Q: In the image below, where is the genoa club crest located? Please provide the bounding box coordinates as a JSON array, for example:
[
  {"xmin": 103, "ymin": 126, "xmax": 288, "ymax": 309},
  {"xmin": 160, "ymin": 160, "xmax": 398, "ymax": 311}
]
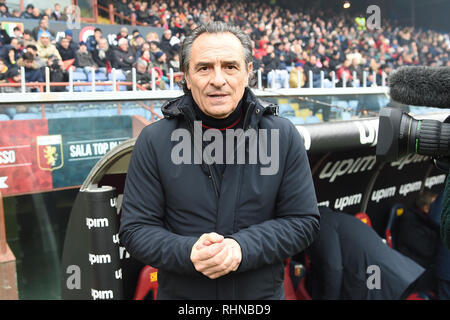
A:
[{"xmin": 37, "ymin": 135, "xmax": 64, "ymax": 171}]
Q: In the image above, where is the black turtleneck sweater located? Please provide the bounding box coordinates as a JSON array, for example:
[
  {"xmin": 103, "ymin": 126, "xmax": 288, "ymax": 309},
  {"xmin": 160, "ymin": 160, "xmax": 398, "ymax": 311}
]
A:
[{"xmin": 192, "ymin": 93, "xmax": 247, "ymax": 176}]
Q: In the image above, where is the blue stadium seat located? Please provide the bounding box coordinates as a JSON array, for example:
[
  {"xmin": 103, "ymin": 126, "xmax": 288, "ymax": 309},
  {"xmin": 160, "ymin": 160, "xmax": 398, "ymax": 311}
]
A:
[
  {"xmin": 0, "ymin": 114, "xmax": 11, "ymax": 121},
  {"xmin": 72, "ymin": 71, "xmax": 87, "ymax": 82},
  {"xmin": 286, "ymin": 116, "xmax": 305, "ymax": 125},
  {"xmin": 88, "ymin": 71, "xmax": 108, "ymax": 82},
  {"xmin": 13, "ymin": 113, "xmax": 41, "ymax": 120},
  {"xmin": 305, "ymin": 115, "xmax": 321, "ymax": 124},
  {"xmin": 278, "ymin": 103, "xmax": 295, "ymax": 117}
]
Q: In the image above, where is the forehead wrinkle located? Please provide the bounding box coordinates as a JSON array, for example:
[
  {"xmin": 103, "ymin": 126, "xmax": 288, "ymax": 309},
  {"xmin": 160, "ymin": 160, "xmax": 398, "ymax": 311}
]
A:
[{"xmin": 191, "ymin": 33, "xmax": 245, "ymax": 64}]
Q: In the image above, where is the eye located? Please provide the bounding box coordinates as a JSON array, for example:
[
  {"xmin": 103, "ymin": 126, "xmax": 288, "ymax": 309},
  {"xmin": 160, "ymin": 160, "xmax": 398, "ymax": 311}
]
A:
[{"xmin": 226, "ymin": 64, "xmax": 237, "ymax": 70}]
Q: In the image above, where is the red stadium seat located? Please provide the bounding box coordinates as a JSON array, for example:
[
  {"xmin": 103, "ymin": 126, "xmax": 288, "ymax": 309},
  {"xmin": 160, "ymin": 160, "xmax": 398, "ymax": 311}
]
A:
[
  {"xmin": 355, "ymin": 212, "xmax": 373, "ymax": 227},
  {"xmin": 385, "ymin": 203, "xmax": 405, "ymax": 248},
  {"xmin": 284, "ymin": 258, "xmax": 297, "ymax": 300},
  {"xmin": 133, "ymin": 265, "xmax": 159, "ymax": 300}
]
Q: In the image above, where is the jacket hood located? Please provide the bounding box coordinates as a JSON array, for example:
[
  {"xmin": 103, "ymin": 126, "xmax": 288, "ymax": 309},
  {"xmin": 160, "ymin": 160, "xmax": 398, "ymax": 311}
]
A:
[{"xmin": 161, "ymin": 87, "xmax": 278, "ymax": 120}]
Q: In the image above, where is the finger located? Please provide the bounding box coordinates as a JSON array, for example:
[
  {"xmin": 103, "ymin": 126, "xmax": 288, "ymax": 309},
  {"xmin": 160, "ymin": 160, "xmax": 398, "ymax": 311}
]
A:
[
  {"xmin": 201, "ymin": 247, "xmax": 234, "ymax": 277},
  {"xmin": 196, "ymin": 232, "xmax": 224, "ymax": 250}
]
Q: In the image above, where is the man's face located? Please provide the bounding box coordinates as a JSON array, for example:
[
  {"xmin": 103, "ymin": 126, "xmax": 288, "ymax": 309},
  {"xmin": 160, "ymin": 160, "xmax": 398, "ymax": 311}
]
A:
[
  {"xmin": 137, "ymin": 63, "xmax": 147, "ymax": 74},
  {"xmin": 61, "ymin": 38, "xmax": 69, "ymax": 49},
  {"xmin": 40, "ymin": 36, "xmax": 50, "ymax": 46},
  {"xmin": 120, "ymin": 42, "xmax": 128, "ymax": 52},
  {"xmin": 185, "ymin": 32, "xmax": 252, "ymax": 119}
]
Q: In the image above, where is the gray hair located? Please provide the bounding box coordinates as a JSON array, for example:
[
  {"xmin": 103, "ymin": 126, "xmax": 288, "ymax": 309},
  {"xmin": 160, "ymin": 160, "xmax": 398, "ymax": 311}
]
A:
[{"xmin": 179, "ymin": 21, "xmax": 253, "ymax": 93}]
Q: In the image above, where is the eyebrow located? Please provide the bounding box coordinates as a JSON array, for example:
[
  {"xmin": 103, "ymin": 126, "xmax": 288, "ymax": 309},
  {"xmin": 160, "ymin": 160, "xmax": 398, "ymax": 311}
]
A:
[{"xmin": 193, "ymin": 60, "xmax": 241, "ymax": 69}]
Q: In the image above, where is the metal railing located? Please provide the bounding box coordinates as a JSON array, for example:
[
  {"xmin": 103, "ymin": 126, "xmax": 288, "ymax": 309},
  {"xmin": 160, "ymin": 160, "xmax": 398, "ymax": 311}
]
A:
[{"xmin": 0, "ymin": 67, "xmax": 389, "ymax": 105}]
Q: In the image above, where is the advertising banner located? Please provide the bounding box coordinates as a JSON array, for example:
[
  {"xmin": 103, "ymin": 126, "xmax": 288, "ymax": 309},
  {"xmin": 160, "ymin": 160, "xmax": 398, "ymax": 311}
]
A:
[{"xmin": 0, "ymin": 116, "xmax": 132, "ymax": 196}]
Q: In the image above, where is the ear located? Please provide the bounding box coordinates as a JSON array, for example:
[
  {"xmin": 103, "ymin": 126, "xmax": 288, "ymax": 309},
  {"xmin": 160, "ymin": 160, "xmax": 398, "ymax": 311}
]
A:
[{"xmin": 184, "ymin": 72, "xmax": 191, "ymax": 90}]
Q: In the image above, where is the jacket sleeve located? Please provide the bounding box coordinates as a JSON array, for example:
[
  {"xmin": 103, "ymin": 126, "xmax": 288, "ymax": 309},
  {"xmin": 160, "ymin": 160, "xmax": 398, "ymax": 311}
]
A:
[
  {"xmin": 230, "ymin": 120, "xmax": 320, "ymax": 273},
  {"xmin": 441, "ymin": 176, "xmax": 450, "ymax": 249},
  {"xmin": 307, "ymin": 218, "xmax": 343, "ymax": 299},
  {"xmin": 119, "ymin": 128, "xmax": 199, "ymax": 276}
]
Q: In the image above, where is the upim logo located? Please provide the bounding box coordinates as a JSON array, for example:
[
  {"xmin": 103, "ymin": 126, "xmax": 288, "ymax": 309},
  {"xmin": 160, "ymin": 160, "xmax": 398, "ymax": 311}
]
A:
[
  {"xmin": 391, "ymin": 154, "xmax": 429, "ymax": 170},
  {"xmin": 334, "ymin": 193, "xmax": 362, "ymax": 211},
  {"xmin": 425, "ymin": 174, "xmax": 446, "ymax": 189},
  {"xmin": 399, "ymin": 181, "xmax": 422, "ymax": 196},
  {"xmin": 371, "ymin": 186, "xmax": 396, "ymax": 203},
  {"xmin": 91, "ymin": 289, "xmax": 113, "ymax": 300},
  {"xmin": 86, "ymin": 218, "xmax": 109, "ymax": 229},
  {"xmin": 319, "ymin": 155, "xmax": 377, "ymax": 183},
  {"xmin": 88, "ymin": 253, "xmax": 111, "ymax": 265}
]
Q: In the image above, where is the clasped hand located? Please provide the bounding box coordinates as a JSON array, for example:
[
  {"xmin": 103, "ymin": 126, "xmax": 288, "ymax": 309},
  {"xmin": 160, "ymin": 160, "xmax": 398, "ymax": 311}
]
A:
[{"xmin": 190, "ymin": 232, "xmax": 242, "ymax": 279}]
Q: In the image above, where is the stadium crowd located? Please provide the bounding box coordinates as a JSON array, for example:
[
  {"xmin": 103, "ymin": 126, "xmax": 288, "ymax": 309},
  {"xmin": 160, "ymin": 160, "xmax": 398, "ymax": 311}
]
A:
[{"xmin": 0, "ymin": 0, "xmax": 448, "ymax": 93}]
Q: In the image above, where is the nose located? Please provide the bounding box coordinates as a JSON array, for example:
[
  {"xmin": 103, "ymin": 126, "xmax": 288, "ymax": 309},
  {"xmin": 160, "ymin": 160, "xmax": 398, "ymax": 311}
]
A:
[{"xmin": 209, "ymin": 66, "xmax": 226, "ymax": 88}]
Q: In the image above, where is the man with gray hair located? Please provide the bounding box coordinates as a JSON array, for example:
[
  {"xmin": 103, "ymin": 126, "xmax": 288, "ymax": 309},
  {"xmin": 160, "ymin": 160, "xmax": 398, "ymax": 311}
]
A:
[
  {"xmin": 120, "ymin": 21, "xmax": 319, "ymax": 299},
  {"xmin": 112, "ymin": 37, "xmax": 135, "ymax": 71}
]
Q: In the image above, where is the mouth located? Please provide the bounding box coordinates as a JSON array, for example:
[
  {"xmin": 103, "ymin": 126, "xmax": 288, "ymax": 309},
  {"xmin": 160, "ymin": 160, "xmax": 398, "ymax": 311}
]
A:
[{"xmin": 207, "ymin": 93, "xmax": 229, "ymax": 100}]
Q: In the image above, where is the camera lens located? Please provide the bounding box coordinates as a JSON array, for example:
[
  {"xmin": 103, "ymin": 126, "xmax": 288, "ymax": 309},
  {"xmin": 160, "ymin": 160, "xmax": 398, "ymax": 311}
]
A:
[{"xmin": 377, "ymin": 107, "xmax": 450, "ymax": 161}]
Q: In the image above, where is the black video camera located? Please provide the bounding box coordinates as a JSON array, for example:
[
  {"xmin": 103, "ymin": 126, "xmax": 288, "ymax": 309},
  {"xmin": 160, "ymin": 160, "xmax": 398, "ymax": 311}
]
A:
[{"xmin": 376, "ymin": 66, "xmax": 450, "ymax": 173}]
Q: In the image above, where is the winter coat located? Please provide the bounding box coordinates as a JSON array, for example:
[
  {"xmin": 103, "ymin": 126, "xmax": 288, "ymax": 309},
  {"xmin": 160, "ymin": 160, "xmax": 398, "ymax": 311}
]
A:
[
  {"xmin": 112, "ymin": 47, "xmax": 135, "ymax": 70},
  {"xmin": 119, "ymin": 88, "xmax": 320, "ymax": 300},
  {"xmin": 307, "ymin": 207, "xmax": 425, "ymax": 300}
]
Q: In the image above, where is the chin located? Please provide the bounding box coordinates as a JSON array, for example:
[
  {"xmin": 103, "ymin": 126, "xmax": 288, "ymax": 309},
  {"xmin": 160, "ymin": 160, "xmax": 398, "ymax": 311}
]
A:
[{"xmin": 206, "ymin": 106, "xmax": 234, "ymax": 119}]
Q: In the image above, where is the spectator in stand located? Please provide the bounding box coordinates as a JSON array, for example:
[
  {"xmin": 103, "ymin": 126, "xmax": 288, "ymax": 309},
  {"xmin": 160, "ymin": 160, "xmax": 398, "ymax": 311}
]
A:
[
  {"xmin": 36, "ymin": 32, "xmax": 61, "ymax": 65},
  {"xmin": 169, "ymin": 52, "xmax": 180, "ymax": 73},
  {"xmin": 125, "ymin": 58, "xmax": 152, "ymax": 91},
  {"xmin": 0, "ymin": 57, "xmax": 8, "ymax": 81},
  {"xmin": 25, "ymin": 44, "xmax": 45, "ymax": 68},
  {"xmin": 10, "ymin": 9, "xmax": 20, "ymax": 18},
  {"xmin": 0, "ymin": 68, "xmax": 34, "ymax": 118},
  {"xmin": 43, "ymin": 8, "xmax": 53, "ymax": 20},
  {"xmin": 17, "ymin": 52, "xmax": 44, "ymax": 91},
  {"xmin": 22, "ymin": 30, "xmax": 36, "ymax": 47},
  {"xmin": 336, "ymin": 60, "xmax": 353, "ymax": 87},
  {"xmin": 130, "ymin": 34, "xmax": 146, "ymax": 57},
  {"xmin": 112, "ymin": 37, "xmax": 135, "ymax": 71},
  {"xmin": 159, "ymin": 29, "xmax": 176, "ymax": 55},
  {"xmin": 75, "ymin": 41, "xmax": 98, "ymax": 75},
  {"xmin": 0, "ymin": 39, "xmax": 19, "ymax": 69},
  {"xmin": 145, "ymin": 32, "xmax": 159, "ymax": 43},
  {"xmin": 116, "ymin": 27, "xmax": 130, "ymax": 43},
  {"xmin": 289, "ymin": 62, "xmax": 306, "ymax": 88},
  {"xmin": 21, "ymin": 4, "xmax": 34, "ymax": 19},
  {"xmin": 116, "ymin": 0, "xmax": 129, "ymax": 24},
  {"xmin": 52, "ymin": 3, "xmax": 62, "ymax": 20},
  {"xmin": 0, "ymin": 3, "xmax": 9, "ymax": 17},
  {"xmin": 64, "ymin": 30, "xmax": 80, "ymax": 52},
  {"xmin": 139, "ymin": 46, "xmax": 153, "ymax": 67},
  {"xmin": 32, "ymin": 18, "xmax": 56, "ymax": 42},
  {"xmin": 92, "ymin": 38, "xmax": 113, "ymax": 74},
  {"xmin": 86, "ymin": 28, "xmax": 102, "ymax": 53},
  {"xmin": 57, "ymin": 37, "xmax": 77, "ymax": 66},
  {"xmin": 153, "ymin": 51, "xmax": 169, "ymax": 77},
  {"xmin": 137, "ymin": 2, "xmax": 149, "ymax": 25},
  {"xmin": 31, "ymin": 7, "xmax": 42, "ymax": 20},
  {"xmin": 60, "ymin": 6, "xmax": 71, "ymax": 21},
  {"xmin": 45, "ymin": 54, "xmax": 68, "ymax": 92}
]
